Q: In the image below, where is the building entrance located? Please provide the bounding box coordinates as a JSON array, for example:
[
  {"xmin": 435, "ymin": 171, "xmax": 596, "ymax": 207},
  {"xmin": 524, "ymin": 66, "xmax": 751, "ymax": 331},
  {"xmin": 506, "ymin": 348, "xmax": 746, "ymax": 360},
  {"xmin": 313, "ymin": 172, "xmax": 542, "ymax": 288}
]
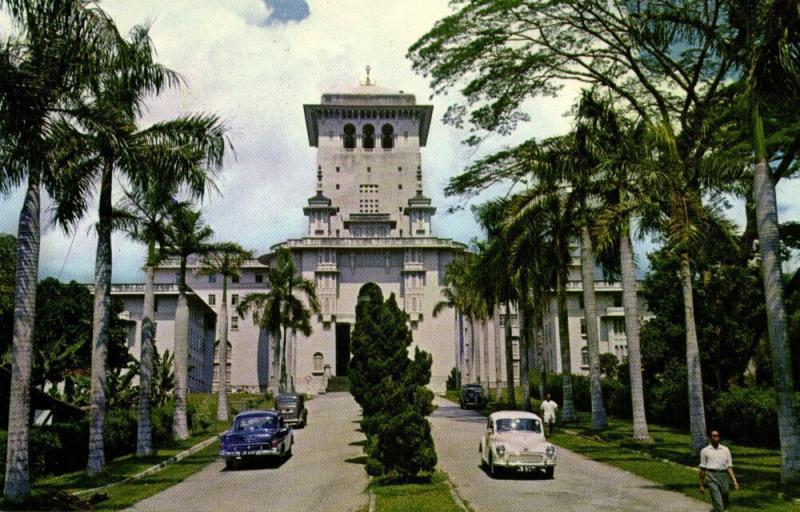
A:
[{"xmin": 335, "ymin": 322, "xmax": 351, "ymax": 375}]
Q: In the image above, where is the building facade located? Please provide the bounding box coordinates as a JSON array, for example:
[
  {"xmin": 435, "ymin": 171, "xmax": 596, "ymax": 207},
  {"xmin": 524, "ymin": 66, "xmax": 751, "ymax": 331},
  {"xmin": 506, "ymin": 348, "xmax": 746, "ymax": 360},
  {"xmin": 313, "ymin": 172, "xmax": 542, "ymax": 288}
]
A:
[{"xmin": 110, "ymin": 77, "xmax": 649, "ymax": 396}]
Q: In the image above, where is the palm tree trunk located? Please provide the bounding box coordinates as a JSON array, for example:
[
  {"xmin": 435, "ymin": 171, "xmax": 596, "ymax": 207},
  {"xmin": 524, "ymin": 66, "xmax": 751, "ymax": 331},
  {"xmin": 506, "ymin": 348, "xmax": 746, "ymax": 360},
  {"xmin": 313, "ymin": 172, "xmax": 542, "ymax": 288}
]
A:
[
  {"xmin": 620, "ymin": 231, "xmax": 650, "ymax": 441},
  {"xmin": 3, "ymin": 172, "xmax": 41, "ymax": 502},
  {"xmin": 289, "ymin": 328, "xmax": 297, "ymax": 392},
  {"xmin": 88, "ymin": 162, "xmax": 113, "ymax": 475},
  {"xmin": 481, "ymin": 320, "xmax": 490, "ymax": 393},
  {"xmin": 557, "ymin": 271, "xmax": 576, "ymax": 422},
  {"xmin": 137, "ymin": 246, "xmax": 156, "ymax": 457},
  {"xmin": 463, "ymin": 317, "xmax": 472, "ymax": 384},
  {"xmin": 679, "ymin": 252, "xmax": 707, "ymax": 454},
  {"xmin": 280, "ymin": 325, "xmax": 288, "ymax": 393},
  {"xmin": 504, "ymin": 303, "xmax": 517, "ymax": 408},
  {"xmin": 453, "ymin": 312, "xmax": 460, "ymax": 388},
  {"xmin": 518, "ymin": 299, "xmax": 532, "ymax": 412},
  {"xmin": 172, "ymin": 257, "xmax": 190, "ymax": 440},
  {"xmin": 752, "ymin": 105, "xmax": 800, "ymax": 482},
  {"xmin": 216, "ymin": 278, "xmax": 229, "ymax": 421},
  {"xmin": 493, "ymin": 306, "xmax": 502, "ymax": 401},
  {"xmin": 581, "ymin": 225, "xmax": 607, "ymax": 429},
  {"xmin": 471, "ymin": 317, "xmax": 480, "ymax": 384},
  {"xmin": 536, "ymin": 313, "xmax": 546, "ymax": 401},
  {"xmin": 270, "ymin": 330, "xmax": 280, "ymax": 395}
]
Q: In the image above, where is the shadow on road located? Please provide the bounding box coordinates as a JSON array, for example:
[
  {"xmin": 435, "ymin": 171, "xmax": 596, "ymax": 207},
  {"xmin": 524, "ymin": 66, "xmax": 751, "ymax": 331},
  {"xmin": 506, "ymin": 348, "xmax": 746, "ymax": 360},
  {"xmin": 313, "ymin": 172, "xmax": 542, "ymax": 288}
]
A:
[
  {"xmin": 431, "ymin": 407, "xmax": 487, "ymax": 424},
  {"xmin": 478, "ymin": 463, "xmax": 552, "ymax": 481},
  {"xmin": 221, "ymin": 454, "xmax": 291, "ymax": 472}
]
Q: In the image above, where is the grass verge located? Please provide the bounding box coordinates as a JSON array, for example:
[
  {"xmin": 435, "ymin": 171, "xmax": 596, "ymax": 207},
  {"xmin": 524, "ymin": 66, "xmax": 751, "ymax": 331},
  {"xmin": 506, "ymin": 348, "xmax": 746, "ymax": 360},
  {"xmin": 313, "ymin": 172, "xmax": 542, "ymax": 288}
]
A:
[
  {"xmin": 365, "ymin": 471, "xmax": 466, "ymax": 512},
  {"xmin": 441, "ymin": 390, "xmax": 798, "ymax": 512}
]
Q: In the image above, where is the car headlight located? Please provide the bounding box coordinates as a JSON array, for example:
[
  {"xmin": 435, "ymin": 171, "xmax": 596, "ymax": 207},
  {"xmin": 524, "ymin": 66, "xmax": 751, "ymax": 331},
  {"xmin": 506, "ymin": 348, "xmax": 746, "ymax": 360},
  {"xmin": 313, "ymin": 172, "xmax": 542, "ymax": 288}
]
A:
[
  {"xmin": 495, "ymin": 444, "xmax": 505, "ymax": 457},
  {"xmin": 546, "ymin": 445, "xmax": 556, "ymax": 458}
]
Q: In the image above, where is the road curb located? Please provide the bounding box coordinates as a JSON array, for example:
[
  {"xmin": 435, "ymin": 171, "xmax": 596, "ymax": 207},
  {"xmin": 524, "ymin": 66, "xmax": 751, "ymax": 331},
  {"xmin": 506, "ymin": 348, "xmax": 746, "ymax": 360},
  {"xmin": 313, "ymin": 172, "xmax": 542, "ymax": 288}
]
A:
[
  {"xmin": 442, "ymin": 474, "xmax": 471, "ymax": 512},
  {"xmin": 74, "ymin": 434, "xmax": 219, "ymax": 496}
]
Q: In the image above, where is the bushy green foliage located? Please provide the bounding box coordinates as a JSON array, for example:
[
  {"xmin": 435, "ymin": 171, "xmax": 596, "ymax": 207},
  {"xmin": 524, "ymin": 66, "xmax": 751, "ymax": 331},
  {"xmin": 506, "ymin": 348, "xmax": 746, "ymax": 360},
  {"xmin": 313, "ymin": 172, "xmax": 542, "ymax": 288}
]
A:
[
  {"xmin": 349, "ymin": 285, "xmax": 437, "ymax": 481},
  {"xmin": 708, "ymin": 387, "xmax": 786, "ymax": 448},
  {"xmin": 445, "ymin": 367, "xmax": 460, "ymax": 391}
]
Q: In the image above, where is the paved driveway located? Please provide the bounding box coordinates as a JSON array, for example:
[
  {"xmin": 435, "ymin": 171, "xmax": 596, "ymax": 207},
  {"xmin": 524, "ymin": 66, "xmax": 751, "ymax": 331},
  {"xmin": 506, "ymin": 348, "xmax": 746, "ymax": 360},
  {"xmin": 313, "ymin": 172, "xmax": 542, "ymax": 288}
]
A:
[
  {"xmin": 430, "ymin": 395, "xmax": 708, "ymax": 512},
  {"xmin": 128, "ymin": 392, "xmax": 368, "ymax": 512}
]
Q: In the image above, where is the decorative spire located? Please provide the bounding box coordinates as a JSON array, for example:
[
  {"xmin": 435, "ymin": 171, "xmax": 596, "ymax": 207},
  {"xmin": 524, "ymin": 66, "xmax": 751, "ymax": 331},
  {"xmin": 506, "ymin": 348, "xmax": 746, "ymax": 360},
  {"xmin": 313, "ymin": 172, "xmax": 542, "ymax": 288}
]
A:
[{"xmin": 362, "ymin": 65, "xmax": 373, "ymax": 86}]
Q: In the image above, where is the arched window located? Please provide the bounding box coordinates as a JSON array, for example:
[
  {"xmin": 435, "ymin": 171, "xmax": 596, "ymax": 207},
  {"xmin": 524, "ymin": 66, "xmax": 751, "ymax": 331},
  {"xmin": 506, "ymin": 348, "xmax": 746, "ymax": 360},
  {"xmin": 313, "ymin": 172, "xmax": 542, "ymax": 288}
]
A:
[
  {"xmin": 313, "ymin": 352, "xmax": 324, "ymax": 373},
  {"xmin": 362, "ymin": 124, "xmax": 375, "ymax": 149},
  {"xmin": 381, "ymin": 124, "xmax": 394, "ymax": 149},
  {"xmin": 343, "ymin": 123, "xmax": 356, "ymax": 149}
]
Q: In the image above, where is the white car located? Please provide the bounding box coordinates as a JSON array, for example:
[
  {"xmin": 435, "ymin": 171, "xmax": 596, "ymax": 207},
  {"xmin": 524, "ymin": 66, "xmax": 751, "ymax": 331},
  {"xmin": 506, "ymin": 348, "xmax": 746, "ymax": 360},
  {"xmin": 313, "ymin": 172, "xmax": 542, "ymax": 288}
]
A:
[{"xmin": 479, "ymin": 411, "xmax": 556, "ymax": 478}]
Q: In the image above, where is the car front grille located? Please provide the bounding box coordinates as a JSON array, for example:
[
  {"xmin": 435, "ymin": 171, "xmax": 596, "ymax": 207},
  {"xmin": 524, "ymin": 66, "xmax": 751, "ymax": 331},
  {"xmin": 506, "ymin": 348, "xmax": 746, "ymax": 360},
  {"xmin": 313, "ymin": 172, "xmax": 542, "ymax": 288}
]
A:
[{"xmin": 508, "ymin": 453, "xmax": 544, "ymax": 465}]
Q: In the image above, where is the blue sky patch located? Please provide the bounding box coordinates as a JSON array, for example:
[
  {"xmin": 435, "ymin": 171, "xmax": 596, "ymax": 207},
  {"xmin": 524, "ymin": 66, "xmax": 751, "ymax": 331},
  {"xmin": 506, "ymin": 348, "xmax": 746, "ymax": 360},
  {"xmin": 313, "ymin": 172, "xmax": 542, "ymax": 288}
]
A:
[{"xmin": 262, "ymin": 0, "xmax": 310, "ymax": 25}]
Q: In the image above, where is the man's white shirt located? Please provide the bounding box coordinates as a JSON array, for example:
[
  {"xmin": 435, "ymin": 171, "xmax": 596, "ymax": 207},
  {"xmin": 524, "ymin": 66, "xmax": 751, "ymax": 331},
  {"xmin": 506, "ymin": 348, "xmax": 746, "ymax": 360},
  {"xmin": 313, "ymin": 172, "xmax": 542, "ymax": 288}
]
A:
[
  {"xmin": 700, "ymin": 444, "xmax": 732, "ymax": 471},
  {"xmin": 540, "ymin": 400, "xmax": 558, "ymax": 421}
]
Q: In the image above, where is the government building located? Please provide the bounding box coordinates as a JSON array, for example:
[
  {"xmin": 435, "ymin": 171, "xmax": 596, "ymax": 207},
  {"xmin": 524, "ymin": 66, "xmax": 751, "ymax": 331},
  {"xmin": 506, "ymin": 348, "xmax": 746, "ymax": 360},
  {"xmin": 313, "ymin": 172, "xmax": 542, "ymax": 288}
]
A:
[{"xmin": 110, "ymin": 75, "xmax": 645, "ymax": 395}]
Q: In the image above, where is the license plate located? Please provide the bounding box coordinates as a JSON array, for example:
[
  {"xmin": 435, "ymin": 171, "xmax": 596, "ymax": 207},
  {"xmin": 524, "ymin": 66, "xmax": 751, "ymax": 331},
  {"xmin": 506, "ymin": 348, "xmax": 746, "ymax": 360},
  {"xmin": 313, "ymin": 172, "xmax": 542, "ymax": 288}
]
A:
[{"xmin": 518, "ymin": 466, "xmax": 536, "ymax": 472}]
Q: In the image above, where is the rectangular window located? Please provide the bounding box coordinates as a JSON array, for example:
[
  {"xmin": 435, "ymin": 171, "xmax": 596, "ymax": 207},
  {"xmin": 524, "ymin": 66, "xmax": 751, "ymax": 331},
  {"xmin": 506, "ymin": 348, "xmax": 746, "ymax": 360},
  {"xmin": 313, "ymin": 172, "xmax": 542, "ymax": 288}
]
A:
[
  {"xmin": 154, "ymin": 298, "xmax": 159, "ymax": 313},
  {"xmin": 231, "ymin": 294, "xmax": 238, "ymax": 306},
  {"xmin": 231, "ymin": 316, "xmax": 239, "ymax": 331},
  {"xmin": 208, "ymin": 294, "xmax": 216, "ymax": 306},
  {"xmin": 580, "ymin": 318, "xmax": 586, "ymax": 336},
  {"xmin": 613, "ymin": 295, "xmax": 622, "ymax": 307},
  {"xmin": 208, "ymin": 274, "xmax": 217, "ymax": 283},
  {"xmin": 255, "ymin": 273, "xmax": 264, "ymax": 283},
  {"xmin": 579, "ymin": 294, "xmax": 584, "ymax": 309},
  {"xmin": 232, "ymin": 275, "xmax": 240, "ymax": 284}
]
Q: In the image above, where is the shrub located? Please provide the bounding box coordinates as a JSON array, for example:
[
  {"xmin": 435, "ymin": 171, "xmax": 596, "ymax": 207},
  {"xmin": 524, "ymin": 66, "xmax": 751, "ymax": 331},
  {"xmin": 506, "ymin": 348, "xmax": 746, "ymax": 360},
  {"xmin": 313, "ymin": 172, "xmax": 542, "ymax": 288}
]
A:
[
  {"xmin": 709, "ymin": 386, "xmax": 782, "ymax": 448},
  {"xmin": 446, "ymin": 367, "xmax": 461, "ymax": 391},
  {"xmin": 104, "ymin": 408, "xmax": 138, "ymax": 460}
]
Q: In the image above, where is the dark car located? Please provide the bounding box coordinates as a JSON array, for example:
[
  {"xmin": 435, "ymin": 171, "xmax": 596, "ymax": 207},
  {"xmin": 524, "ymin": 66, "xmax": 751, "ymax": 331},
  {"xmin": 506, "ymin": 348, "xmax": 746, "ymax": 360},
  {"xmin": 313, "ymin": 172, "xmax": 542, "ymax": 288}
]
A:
[
  {"xmin": 219, "ymin": 410, "xmax": 293, "ymax": 469},
  {"xmin": 276, "ymin": 393, "xmax": 308, "ymax": 427},
  {"xmin": 460, "ymin": 384, "xmax": 488, "ymax": 409}
]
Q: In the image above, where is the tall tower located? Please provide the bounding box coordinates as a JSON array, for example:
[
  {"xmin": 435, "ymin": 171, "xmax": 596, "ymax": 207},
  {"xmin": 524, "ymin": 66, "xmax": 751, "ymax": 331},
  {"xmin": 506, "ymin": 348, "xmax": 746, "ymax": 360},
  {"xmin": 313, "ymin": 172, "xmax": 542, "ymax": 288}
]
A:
[
  {"xmin": 267, "ymin": 72, "xmax": 466, "ymax": 393},
  {"xmin": 302, "ymin": 70, "xmax": 435, "ymax": 239}
]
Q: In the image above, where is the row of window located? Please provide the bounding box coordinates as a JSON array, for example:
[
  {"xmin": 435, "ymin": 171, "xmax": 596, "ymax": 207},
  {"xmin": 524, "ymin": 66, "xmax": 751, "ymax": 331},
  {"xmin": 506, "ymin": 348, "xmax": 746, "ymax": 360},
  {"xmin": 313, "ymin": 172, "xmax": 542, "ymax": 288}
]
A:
[
  {"xmin": 208, "ymin": 293, "xmax": 239, "ymax": 306},
  {"xmin": 342, "ymin": 123, "xmax": 397, "ymax": 149},
  {"xmin": 207, "ymin": 273, "xmax": 264, "ymax": 284},
  {"xmin": 328, "ymin": 165, "xmax": 419, "ymax": 173}
]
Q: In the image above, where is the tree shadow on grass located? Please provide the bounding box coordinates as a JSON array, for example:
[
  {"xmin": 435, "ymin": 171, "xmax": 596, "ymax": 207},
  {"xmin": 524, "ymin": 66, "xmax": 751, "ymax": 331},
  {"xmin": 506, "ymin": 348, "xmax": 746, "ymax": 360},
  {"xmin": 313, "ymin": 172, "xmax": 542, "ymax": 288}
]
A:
[{"xmin": 349, "ymin": 439, "xmax": 367, "ymax": 446}]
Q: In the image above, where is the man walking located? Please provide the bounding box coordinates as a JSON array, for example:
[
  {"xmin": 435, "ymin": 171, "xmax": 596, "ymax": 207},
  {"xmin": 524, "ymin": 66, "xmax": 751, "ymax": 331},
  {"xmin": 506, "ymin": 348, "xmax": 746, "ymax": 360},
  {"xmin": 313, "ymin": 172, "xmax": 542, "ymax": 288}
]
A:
[
  {"xmin": 540, "ymin": 393, "xmax": 558, "ymax": 437},
  {"xmin": 699, "ymin": 429, "xmax": 739, "ymax": 512}
]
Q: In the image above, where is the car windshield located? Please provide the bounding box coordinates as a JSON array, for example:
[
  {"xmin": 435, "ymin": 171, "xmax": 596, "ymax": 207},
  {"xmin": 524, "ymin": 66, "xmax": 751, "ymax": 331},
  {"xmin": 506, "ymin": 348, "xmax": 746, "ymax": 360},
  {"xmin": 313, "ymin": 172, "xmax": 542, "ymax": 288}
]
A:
[
  {"xmin": 465, "ymin": 386, "xmax": 483, "ymax": 394},
  {"xmin": 234, "ymin": 415, "xmax": 277, "ymax": 430},
  {"xmin": 277, "ymin": 396, "xmax": 297, "ymax": 405},
  {"xmin": 495, "ymin": 418, "xmax": 541, "ymax": 433}
]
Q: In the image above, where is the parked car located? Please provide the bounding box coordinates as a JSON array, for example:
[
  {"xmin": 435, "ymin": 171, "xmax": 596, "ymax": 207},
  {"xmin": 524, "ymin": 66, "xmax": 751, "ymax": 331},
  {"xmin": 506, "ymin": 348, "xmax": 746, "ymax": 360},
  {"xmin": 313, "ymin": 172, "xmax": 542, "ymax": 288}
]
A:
[
  {"xmin": 219, "ymin": 410, "xmax": 293, "ymax": 469},
  {"xmin": 459, "ymin": 383, "xmax": 488, "ymax": 409},
  {"xmin": 276, "ymin": 392, "xmax": 308, "ymax": 427},
  {"xmin": 479, "ymin": 411, "xmax": 556, "ymax": 478}
]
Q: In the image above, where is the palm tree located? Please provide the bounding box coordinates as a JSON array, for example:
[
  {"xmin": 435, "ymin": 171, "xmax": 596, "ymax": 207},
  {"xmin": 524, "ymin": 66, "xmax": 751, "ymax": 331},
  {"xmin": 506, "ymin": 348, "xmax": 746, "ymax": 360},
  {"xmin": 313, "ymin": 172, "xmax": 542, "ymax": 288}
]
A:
[
  {"xmin": 161, "ymin": 205, "xmax": 215, "ymax": 440},
  {"xmin": 116, "ymin": 184, "xmax": 170, "ymax": 457},
  {"xmin": 433, "ymin": 257, "xmax": 470, "ymax": 387},
  {"xmin": 238, "ymin": 248, "xmax": 319, "ymax": 394},
  {"xmin": 48, "ymin": 25, "xmax": 228, "ymax": 467},
  {"xmin": 582, "ymin": 94, "xmax": 653, "ymax": 442},
  {"xmin": 729, "ymin": 0, "xmax": 800, "ymax": 482},
  {"xmin": 0, "ymin": 0, "xmax": 119, "ymax": 499},
  {"xmin": 199, "ymin": 243, "xmax": 254, "ymax": 420}
]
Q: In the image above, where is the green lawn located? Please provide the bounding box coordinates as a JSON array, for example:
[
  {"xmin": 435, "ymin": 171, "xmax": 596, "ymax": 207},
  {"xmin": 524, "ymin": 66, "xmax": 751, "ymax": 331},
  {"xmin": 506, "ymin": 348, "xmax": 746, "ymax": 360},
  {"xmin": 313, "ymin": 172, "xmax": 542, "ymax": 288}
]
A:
[
  {"xmin": 2, "ymin": 391, "xmax": 272, "ymax": 510},
  {"xmin": 442, "ymin": 389, "xmax": 799, "ymax": 512},
  {"xmin": 364, "ymin": 472, "xmax": 467, "ymax": 512}
]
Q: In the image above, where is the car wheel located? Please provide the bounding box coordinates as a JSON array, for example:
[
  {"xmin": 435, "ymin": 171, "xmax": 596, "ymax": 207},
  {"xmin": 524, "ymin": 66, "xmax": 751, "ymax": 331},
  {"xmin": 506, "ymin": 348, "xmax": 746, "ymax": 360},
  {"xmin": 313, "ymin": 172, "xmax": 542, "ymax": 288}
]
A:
[
  {"xmin": 285, "ymin": 442, "xmax": 293, "ymax": 458},
  {"xmin": 488, "ymin": 453, "xmax": 497, "ymax": 478},
  {"xmin": 224, "ymin": 458, "xmax": 236, "ymax": 470},
  {"xmin": 545, "ymin": 466, "xmax": 555, "ymax": 479}
]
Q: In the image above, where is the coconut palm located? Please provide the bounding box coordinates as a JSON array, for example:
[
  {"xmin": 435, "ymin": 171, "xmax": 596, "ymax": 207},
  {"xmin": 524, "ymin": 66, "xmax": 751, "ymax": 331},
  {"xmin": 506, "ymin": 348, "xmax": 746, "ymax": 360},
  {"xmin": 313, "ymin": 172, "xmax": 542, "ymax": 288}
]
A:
[
  {"xmin": 727, "ymin": 0, "xmax": 800, "ymax": 481},
  {"xmin": 583, "ymin": 94, "xmax": 653, "ymax": 442},
  {"xmin": 199, "ymin": 243, "xmax": 254, "ymax": 420},
  {"xmin": 47, "ymin": 25, "xmax": 227, "ymax": 467},
  {"xmin": 116, "ymin": 180, "xmax": 181, "ymax": 457},
  {"xmin": 433, "ymin": 256, "xmax": 470, "ymax": 386},
  {"xmin": 161, "ymin": 205, "xmax": 215, "ymax": 440},
  {"xmin": 238, "ymin": 248, "xmax": 319, "ymax": 394},
  {"xmin": 0, "ymin": 0, "xmax": 119, "ymax": 499}
]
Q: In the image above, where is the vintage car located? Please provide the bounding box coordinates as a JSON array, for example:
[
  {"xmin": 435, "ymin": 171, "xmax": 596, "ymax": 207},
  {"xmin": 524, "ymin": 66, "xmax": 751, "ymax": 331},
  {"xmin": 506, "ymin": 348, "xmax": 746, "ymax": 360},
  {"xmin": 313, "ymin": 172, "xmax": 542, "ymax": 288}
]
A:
[
  {"xmin": 459, "ymin": 383, "xmax": 488, "ymax": 409},
  {"xmin": 219, "ymin": 410, "xmax": 293, "ymax": 469},
  {"xmin": 479, "ymin": 411, "xmax": 556, "ymax": 478},
  {"xmin": 276, "ymin": 392, "xmax": 308, "ymax": 427}
]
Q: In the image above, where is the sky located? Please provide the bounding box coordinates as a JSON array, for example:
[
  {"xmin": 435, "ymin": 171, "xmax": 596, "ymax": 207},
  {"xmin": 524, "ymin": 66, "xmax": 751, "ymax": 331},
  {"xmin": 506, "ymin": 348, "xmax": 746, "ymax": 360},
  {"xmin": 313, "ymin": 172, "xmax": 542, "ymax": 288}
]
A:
[{"xmin": 0, "ymin": 0, "xmax": 797, "ymax": 283}]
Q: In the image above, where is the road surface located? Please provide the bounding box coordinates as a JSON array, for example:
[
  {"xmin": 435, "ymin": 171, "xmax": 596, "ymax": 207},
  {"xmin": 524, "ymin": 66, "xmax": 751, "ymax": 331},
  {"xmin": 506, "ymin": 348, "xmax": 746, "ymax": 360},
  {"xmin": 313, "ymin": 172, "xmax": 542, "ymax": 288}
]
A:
[
  {"xmin": 430, "ymin": 395, "xmax": 708, "ymax": 512},
  {"xmin": 128, "ymin": 392, "xmax": 368, "ymax": 512}
]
